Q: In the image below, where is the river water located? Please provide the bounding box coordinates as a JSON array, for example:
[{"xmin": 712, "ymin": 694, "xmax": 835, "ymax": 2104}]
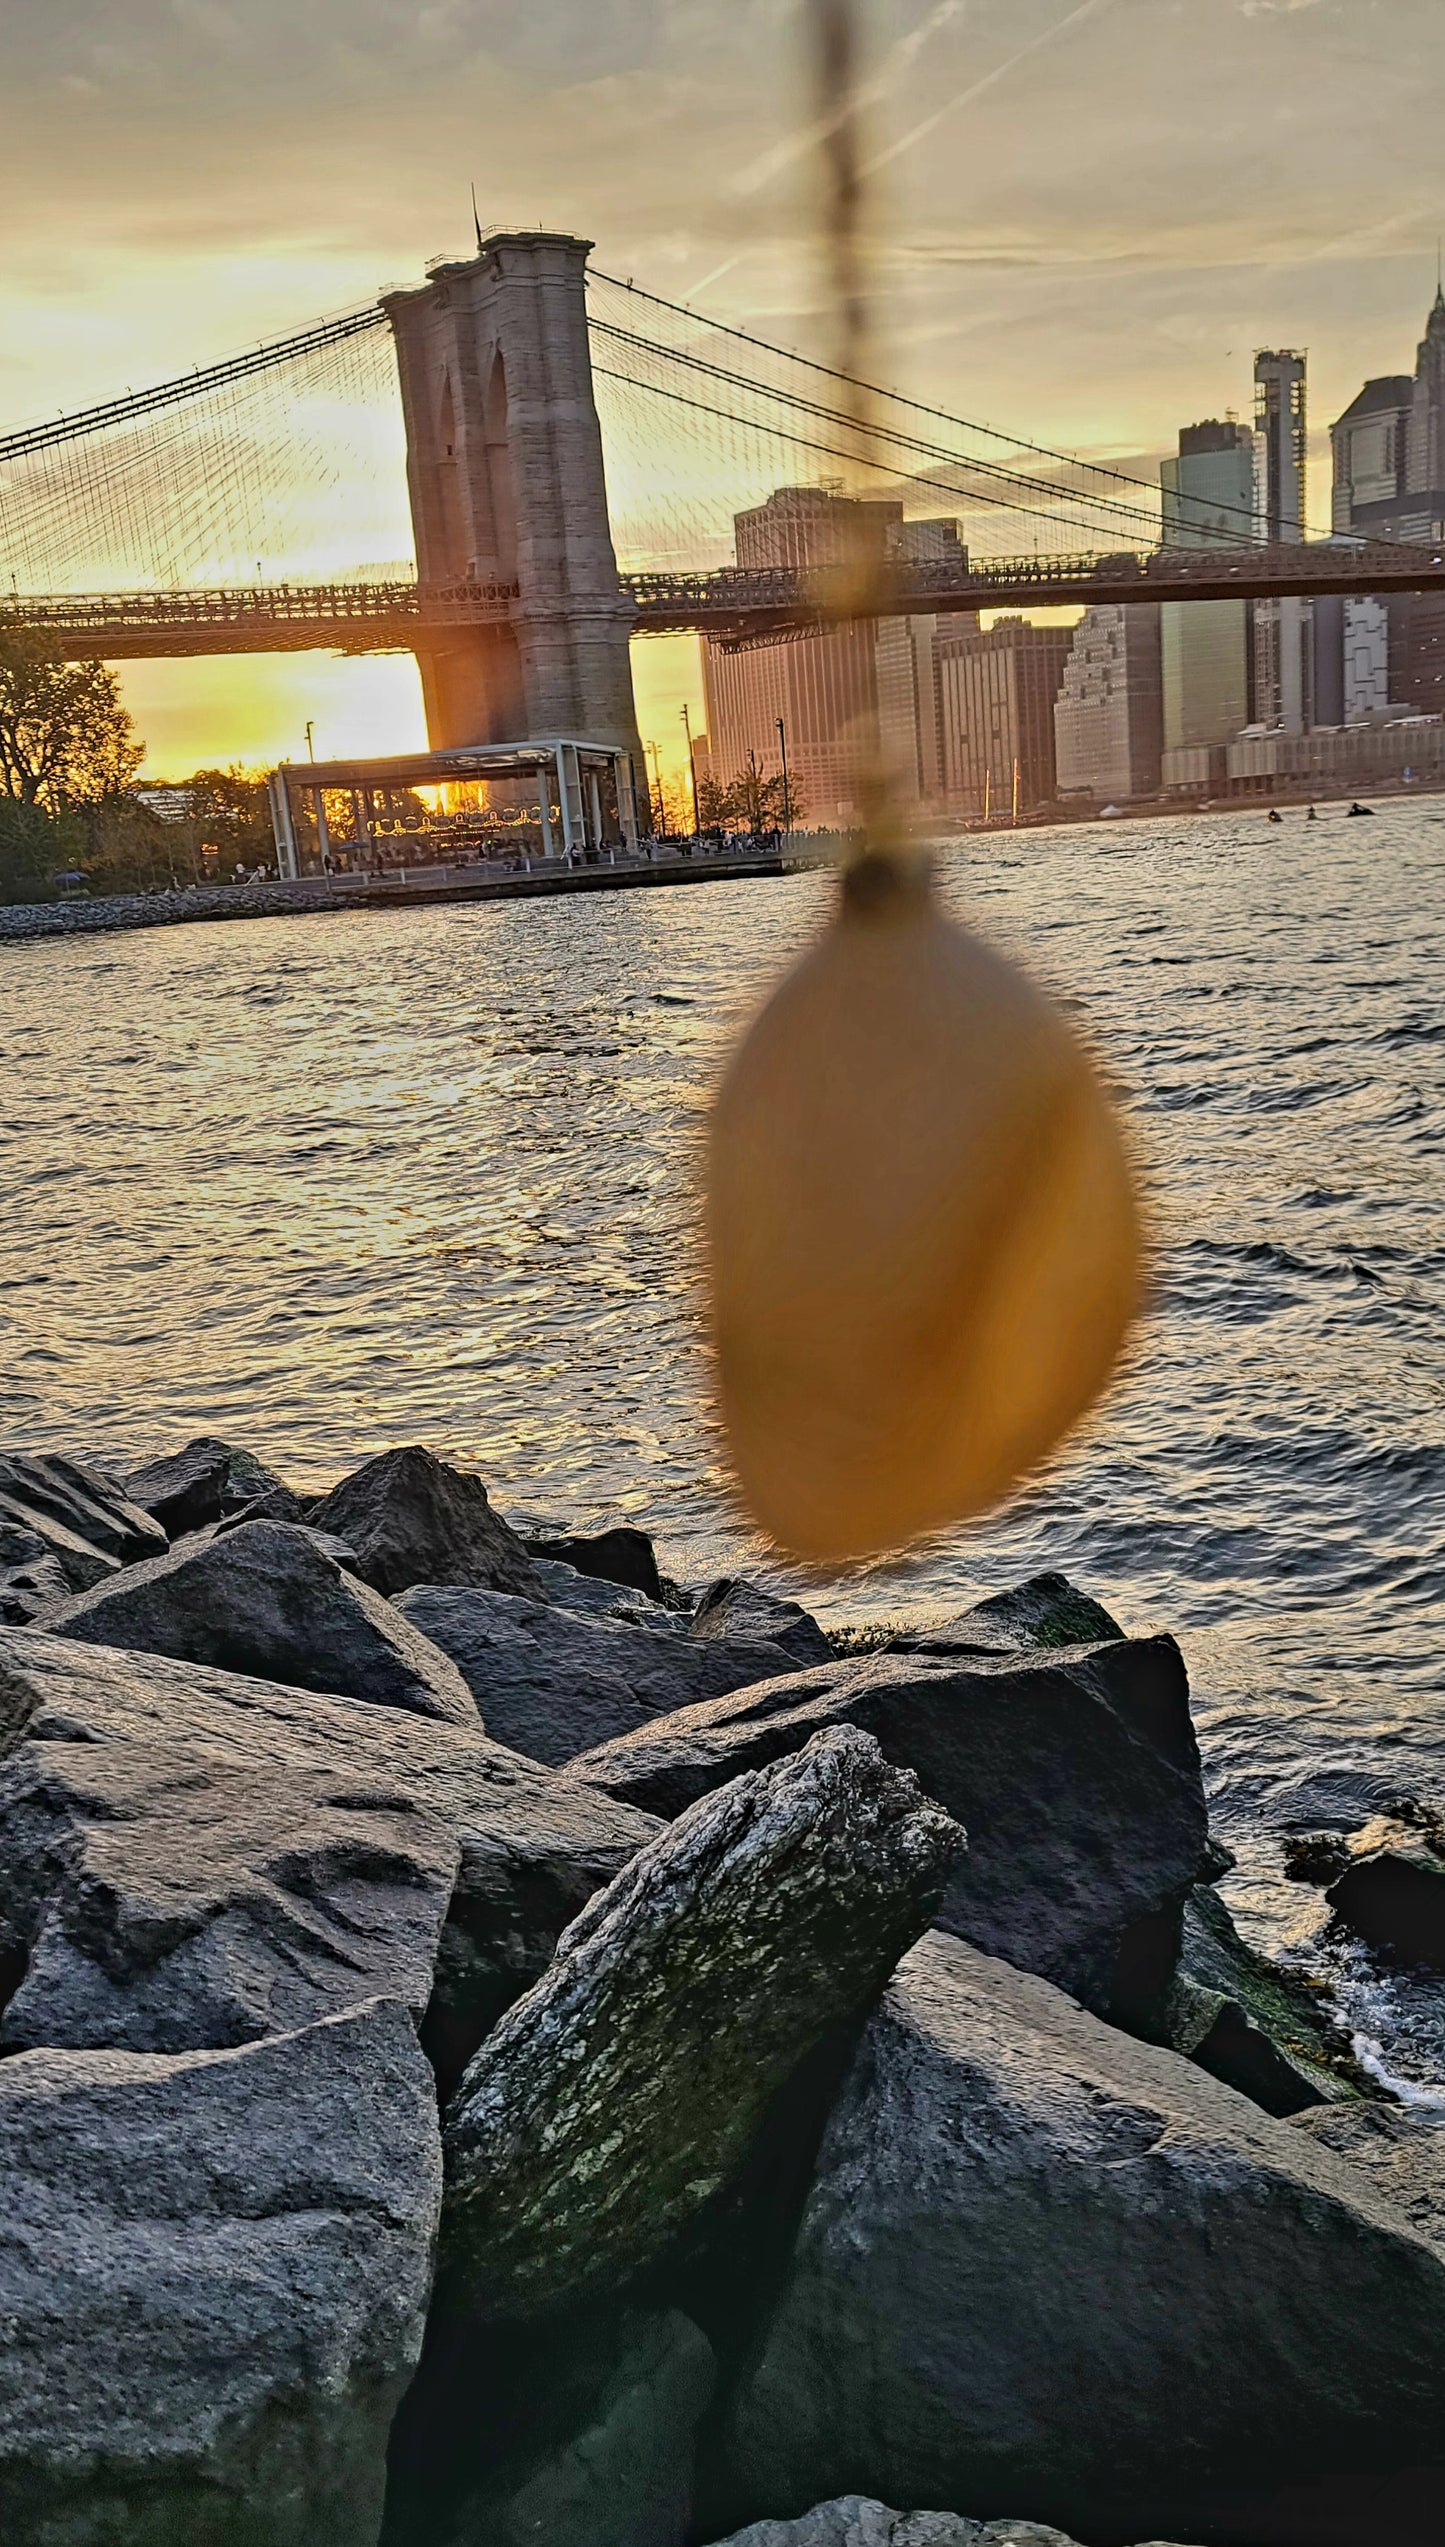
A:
[{"xmin": 3, "ymin": 805, "xmax": 1443, "ymax": 2087}]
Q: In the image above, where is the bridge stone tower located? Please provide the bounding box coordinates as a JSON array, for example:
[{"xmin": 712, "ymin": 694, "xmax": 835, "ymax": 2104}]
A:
[{"xmin": 382, "ymin": 233, "xmax": 644, "ymax": 790}]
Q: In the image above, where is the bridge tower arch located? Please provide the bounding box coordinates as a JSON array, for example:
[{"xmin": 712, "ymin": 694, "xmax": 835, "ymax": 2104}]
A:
[{"xmin": 382, "ymin": 232, "xmax": 644, "ymax": 793}]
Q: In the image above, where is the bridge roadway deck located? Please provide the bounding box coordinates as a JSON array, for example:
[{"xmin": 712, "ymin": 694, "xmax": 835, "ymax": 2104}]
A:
[{"xmin": 9, "ymin": 540, "xmax": 1445, "ymax": 659}]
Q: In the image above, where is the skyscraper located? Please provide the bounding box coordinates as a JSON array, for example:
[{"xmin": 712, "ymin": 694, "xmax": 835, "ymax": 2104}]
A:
[
  {"xmin": 1331, "ymin": 284, "xmax": 1445, "ymax": 715},
  {"xmin": 1254, "ymin": 351, "xmax": 1310, "ymax": 733},
  {"xmin": 937, "ymin": 619, "xmax": 1074, "ymax": 816},
  {"xmin": 1332, "ymin": 286, "xmax": 1445, "ymax": 544},
  {"xmin": 1054, "ymin": 606, "xmax": 1162, "ymax": 802},
  {"xmin": 1158, "ymin": 420, "xmax": 1257, "ymax": 780},
  {"xmin": 700, "ymin": 488, "xmax": 967, "ymax": 823}
]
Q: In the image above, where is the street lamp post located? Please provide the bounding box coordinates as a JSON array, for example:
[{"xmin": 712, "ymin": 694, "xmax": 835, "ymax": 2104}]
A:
[
  {"xmin": 681, "ymin": 702, "xmax": 702, "ymax": 842},
  {"xmin": 647, "ymin": 740, "xmax": 668, "ymax": 840},
  {"xmin": 776, "ymin": 714, "xmax": 792, "ymax": 842}
]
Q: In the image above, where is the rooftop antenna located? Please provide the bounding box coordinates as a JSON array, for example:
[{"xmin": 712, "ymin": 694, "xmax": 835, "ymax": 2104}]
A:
[{"xmin": 472, "ymin": 184, "xmax": 484, "ymax": 253}]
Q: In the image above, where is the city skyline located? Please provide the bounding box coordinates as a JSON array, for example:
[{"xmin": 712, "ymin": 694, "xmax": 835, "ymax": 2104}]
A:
[{"xmin": 4, "ymin": 0, "xmax": 1444, "ymax": 774}]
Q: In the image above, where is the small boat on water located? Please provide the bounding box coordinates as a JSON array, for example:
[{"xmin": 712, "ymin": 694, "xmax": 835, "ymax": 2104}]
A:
[{"xmin": 1347, "ymin": 801, "xmax": 1376, "ymax": 817}]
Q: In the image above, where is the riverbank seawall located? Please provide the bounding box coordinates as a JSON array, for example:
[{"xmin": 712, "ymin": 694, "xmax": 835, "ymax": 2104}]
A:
[{"xmin": 0, "ymin": 847, "xmax": 805, "ymax": 946}]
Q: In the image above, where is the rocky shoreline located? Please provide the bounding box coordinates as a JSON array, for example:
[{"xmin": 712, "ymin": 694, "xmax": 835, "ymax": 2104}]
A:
[{"xmin": 0, "ymin": 1436, "xmax": 1441, "ymax": 2547}]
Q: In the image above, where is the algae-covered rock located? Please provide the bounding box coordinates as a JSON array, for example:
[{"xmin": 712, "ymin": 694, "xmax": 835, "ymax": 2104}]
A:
[
  {"xmin": 441, "ymin": 1725, "xmax": 962, "ymax": 2321},
  {"xmin": 1163, "ymin": 1883, "xmax": 1373, "ymax": 2115},
  {"xmin": 573, "ymin": 1636, "xmax": 1206, "ymax": 2017},
  {"xmin": 895, "ymin": 1572, "xmax": 1126, "ymax": 1658}
]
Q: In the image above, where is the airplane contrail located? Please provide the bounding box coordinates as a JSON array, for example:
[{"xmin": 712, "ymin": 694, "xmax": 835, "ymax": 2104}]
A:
[{"xmin": 866, "ymin": 0, "xmax": 1123, "ymax": 175}]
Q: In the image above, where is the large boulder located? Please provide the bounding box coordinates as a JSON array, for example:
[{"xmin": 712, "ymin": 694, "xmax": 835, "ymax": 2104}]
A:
[
  {"xmin": 718, "ymin": 1930, "xmax": 1445, "ymax": 2546},
  {"xmin": 571, "ymin": 1638, "xmax": 1208, "ymax": 2017},
  {"xmin": 310, "ymin": 1447, "xmax": 544, "ymax": 1599},
  {"xmin": 692, "ymin": 1577, "xmax": 833, "ymax": 1668},
  {"xmin": 0, "ymin": 1997, "xmax": 439, "ymax": 2547},
  {"xmin": 1325, "ymin": 1813, "xmax": 1445, "ymax": 1966},
  {"xmin": 523, "ymin": 1524, "xmax": 665, "ymax": 1603},
  {"xmin": 36, "ymin": 1520, "xmax": 478, "ymax": 1727},
  {"xmin": 1162, "ymin": 1882, "xmax": 1371, "ymax": 2115},
  {"xmin": 0, "ymin": 1625, "xmax": 658, "ymax": 2071},
  {"xmin": 447, "ymin": 2310, "xmax": 717, "ymax": 2547},
  {"xmin": 1293, "ymin": 2101, "xmax": 1445, "ymax": 2247},
  {"xmin": 707, "ymin": 2507, "xmax": 1197, "ymax": 2547},
  {"xmin": 0, "ymin": 1450, "xmax": 167, "ymax": 1593},
  {"xmin": 895, "ymin": 1572, "xmax": 1126, "ymax": 1659},
  {"xmin": 440, "ymin": 1726, "xmax": 962, "ymax": 2322},
  {"xmin": 398, "ymin": 1584, "xmax": 798, "ymax": 1766},
  {"xmin": 125, "ymin": 1435, "xmax": 292, "ymax": 1538}
]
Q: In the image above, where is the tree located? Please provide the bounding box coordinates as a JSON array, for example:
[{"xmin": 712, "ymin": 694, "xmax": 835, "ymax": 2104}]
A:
[
  {"xmin": 0, "ymin": 798, "xmax": 84, "ymax": 904},
  {"xmin": 0, "ymin": 625, "xmax": 143, "ymax": 809},
  {"xmin": 186, "ymin": 766, "xmax": 275, "ymax": 864},
  {"xmin": 698, "ymin": 755, "xmax": 802, "ymax": 837}
]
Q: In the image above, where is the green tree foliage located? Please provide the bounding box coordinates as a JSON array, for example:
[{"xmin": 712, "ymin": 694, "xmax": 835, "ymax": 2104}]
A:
[
  {"xmin": 0, "ymin": 626, "xmax": 143, "ymax": 809},
  {"xmin": 0, "ymin": 625, "xmax": 153, "ymax": 902}
]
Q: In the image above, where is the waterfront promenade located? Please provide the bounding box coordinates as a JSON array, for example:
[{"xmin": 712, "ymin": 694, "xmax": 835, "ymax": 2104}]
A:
[{"xmin": 0, "ymin": 840, "xmax": 825, "ymax": 946}]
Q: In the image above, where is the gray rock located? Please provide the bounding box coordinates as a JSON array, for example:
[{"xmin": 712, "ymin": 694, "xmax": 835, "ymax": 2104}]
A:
[
  {"xmin": 453, "ymin": 2310, "xmax": 716, "ymax": 2547},
  {"xmin": 0, "ymin": 1450, "xmax": 167, "ymax": 1593},
  {"xmin": 692, "ymin": 1577, "xmax": 832, "ymax": 1667},
  {"xmin": 706, "ymin": 2506, "xmax": 1196, "ymax": 2547},
  {"xmin": 572, "ymin": 1639, "xmax": 1207, "ymax": 2017},
  {"xmin": 523, "ymin": 1524, "xmax": 665, "ymax": 1602},
  {"xmin": 214, "ymin": 1481, "xmax": 311, "ymax": 1532},
  {"xmin": 1162, "ymin": 1882, "xmax": 1371, "ymax": 2114},
  {"xmin": 0, "ymin": 1997, "xmax": 439, "ymax": 2547},
  {"xmin": 0, "ymin": 1625, "xmax": 658, "ymax": 2068},
  {"xmin": 0, "ymin": 1522, "xmax": 69, "ymax": 1626},
  {"xmin": 441, "ymin": 1725, "xmax": 962, "ymax": 2322},
  {"xmin": 398, "ymin": 1584, "xmax": 798, "ymax": 1767},
  {"xmin": 311, "ymin": 1446, "xmax": 545, "ymax": 1598},
  {"xmin": 532, "ymin": 1556, "xmax": 682, "ymax": 1630},
  {"xmin": 720, "ymin": 1930, "xmax": 1445, "ymax": 2543},
  {"xmin": 896, "ymin": 1573, "xmax": 1126, "ymax": 1659},
  {"xmin": 1293, "ymin": 2101, "xmax": 1445, "ymax": 2247},
  {"xmin": 1325, "ymin": 1813, "xmax": 1445, "ymax": 1966},
  {"xmin": 34, "ymin": 1519, "xmax": 477, "ymax": 1727},
  {"xmin": 125, "ymin": 1435, "xmax": 292, "ymax": 1538}
]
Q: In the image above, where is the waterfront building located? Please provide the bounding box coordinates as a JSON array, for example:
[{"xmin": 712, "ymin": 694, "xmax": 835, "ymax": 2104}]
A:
[
  {"xmin": 701, "ymin": 486, "xmax": 967, "ymax": 822},
  {"xmin": 1226, "ymin": 714, "xmax": 1445, "ymax": 793},
  {"xmin": 1054, "ymin": 606, "xmax": 1162, "ymax": 801},
  {"xmin": 1158, "ymin": 420, "xmax": 1257, "ymax": 780},
  {"xmin": 937, "ymin": 618, "xmax": 1073, "ymax": 816}
]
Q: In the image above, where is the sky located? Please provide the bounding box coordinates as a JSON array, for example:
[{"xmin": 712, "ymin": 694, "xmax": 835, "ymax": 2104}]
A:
[{"xmin": 2, "ymin": 0, "xmax": 1443, "ymax": 777}]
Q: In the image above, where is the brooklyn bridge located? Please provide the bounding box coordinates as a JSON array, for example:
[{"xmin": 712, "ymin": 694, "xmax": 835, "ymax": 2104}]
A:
[{"xmin": 4, "ymin": 226, "xmax": 1443, "ymax": 850}]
